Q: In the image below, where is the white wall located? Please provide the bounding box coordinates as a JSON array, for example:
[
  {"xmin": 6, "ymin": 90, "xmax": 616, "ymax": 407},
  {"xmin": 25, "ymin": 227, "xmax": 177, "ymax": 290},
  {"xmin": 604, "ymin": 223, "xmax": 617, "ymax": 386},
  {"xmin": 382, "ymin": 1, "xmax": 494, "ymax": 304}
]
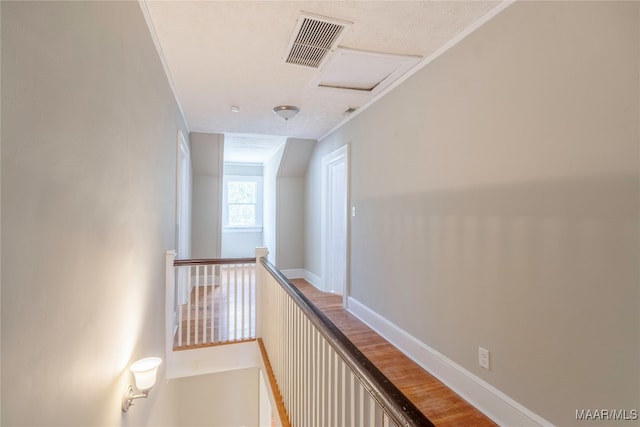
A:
[
  {"xmin": 2, "ymin": 1, "xmax": 187, "ymax": 425},
  {"xmin": 0, "ymin": 2, "xmax": 4, "ymax": 421},
  {"xmin": 276, "ymin": 177, "xmax": 305, "ymax": 270},
  {"xmin": 148, "ymin": 368, "xmax": 260, "ymax": 427},
  {"xmin": 275, "ymin": 138, "xmax": 315, "ymax": 271},
  {"xmin": 259, "ymin": 370, "xmax": 272, "ymax": 427},
  {"xmin": 263, "ymin": 145, "xmax": 285, "ymax": 265},
  {"xmin": 262, "ymin": 138, "xmax": 315, "ymax": 271},
  {"xmin": 173, "ymin": 368, "xmax": 260, "ymax": 427},
  {"xmin": 306, "ymin": 2, "xmax": 639, "ymax": 426},
  {"xmin": 222, "ymin": 231, "xmax": 263, "ymax": 258},
  {"xmin": 191, "ymin": 132, "xmax": 224, "ymax": 259},
  {"xmin": 224, "ymin": 163, "xmax": 263, "ymax": 177}
]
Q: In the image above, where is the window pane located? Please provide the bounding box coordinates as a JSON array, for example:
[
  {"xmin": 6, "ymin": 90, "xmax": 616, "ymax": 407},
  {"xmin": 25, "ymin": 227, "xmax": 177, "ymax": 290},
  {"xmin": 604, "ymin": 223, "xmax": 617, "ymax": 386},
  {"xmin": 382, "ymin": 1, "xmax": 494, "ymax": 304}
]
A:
[
  {"xmin": 228, "ymin": 181, "xmax": 256, "ymax": 204},
  {"xmin": 229, "ymin": 204, "xmax": 256, "ymax": 226}
]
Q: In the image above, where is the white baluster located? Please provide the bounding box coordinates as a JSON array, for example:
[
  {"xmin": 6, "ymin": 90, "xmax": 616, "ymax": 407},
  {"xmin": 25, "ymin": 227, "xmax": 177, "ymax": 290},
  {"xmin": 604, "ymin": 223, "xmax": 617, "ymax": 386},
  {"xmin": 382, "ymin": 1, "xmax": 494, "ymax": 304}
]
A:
[
  {"xmin": 165, "ymin": 250, "xmax": 176, "ymax": 353},
  {"xmin": 194, "ymin": 265, "xmax": 200, "ymax": 344},
  {"xmin": 350, "ymin": 370, "xmax": 355, "ymax": 427},
  {"xmin": 369, "ymin": 395, "xmax": 375, "ymax": 427},
  {"xmin": 249, "ymin": 263, "xmax": 254, "ymax": 338},
  {"xmin": 241, "ymin": 263, "xmax": 246, "ymax": 339},
  {"xmin": 212, "ymin": 265, "xmax": 217, "ymax": 343},
  {"xmin": 321, "ymin": 338, "xmax": 326, "ymax": 427},
  {"xmin": 186, "ymin": 266, "xmax": 192, "ymax": 346},
  {"xmin": 203, "ymin": 265, "xmax": 208, "ymax": 343},
  {"xmin": 228, "ymin": 265, "xmax": 233, "ymax": 341},
  {"xmin": 359, "ymin": 380, "xmax": 365, "ymax": 427},
  {"xmin": 341, "ymin": 358, "xmax": 346, "ymax": 427},
  {"xmin": 331, "ymin": 347, "xmax": 340, "ymax": 425}
]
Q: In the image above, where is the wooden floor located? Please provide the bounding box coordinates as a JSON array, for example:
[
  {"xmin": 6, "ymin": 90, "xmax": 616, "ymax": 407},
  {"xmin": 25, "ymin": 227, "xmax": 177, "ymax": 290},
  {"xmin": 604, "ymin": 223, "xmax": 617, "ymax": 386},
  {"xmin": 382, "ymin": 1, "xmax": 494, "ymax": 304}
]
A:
[
  {"xmin": 174, "ymin": 268, "xmax": 256, "ymax": 349},
  {"xmin": 175, "ymin": 271, "xmax": 496, "ymax": 425},
  {"xmin": 289, "ymin": 278, "xmax": 497, "ymax": 427}
]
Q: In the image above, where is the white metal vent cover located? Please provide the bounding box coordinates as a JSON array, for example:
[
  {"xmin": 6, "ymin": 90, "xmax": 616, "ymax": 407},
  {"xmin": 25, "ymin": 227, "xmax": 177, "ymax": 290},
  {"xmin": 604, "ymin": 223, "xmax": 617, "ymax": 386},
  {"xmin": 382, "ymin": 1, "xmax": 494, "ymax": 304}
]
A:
[{"xmin": 284, "ymin": 13, "xmax": 352, "ymax": 68}]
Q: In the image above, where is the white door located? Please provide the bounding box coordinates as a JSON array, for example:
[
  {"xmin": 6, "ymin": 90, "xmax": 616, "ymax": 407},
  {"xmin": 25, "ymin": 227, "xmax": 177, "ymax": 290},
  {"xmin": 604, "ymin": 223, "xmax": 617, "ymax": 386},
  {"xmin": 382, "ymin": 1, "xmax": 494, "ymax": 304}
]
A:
[{"xmin": 322, "ymin": 145, "xmax": 348, "ymax": 297}]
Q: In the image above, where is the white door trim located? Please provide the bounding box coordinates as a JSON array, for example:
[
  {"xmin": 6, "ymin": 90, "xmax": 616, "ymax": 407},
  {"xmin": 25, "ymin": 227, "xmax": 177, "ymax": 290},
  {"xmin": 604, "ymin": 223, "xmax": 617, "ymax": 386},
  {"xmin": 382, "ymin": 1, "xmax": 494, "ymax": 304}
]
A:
[
  {"xmin": 176, "ymin": 130, "xmax": 191, "ymax": 259},
  {"xmin": 176, "ymin": 130, "xmax": 191, "ymax": 305}
]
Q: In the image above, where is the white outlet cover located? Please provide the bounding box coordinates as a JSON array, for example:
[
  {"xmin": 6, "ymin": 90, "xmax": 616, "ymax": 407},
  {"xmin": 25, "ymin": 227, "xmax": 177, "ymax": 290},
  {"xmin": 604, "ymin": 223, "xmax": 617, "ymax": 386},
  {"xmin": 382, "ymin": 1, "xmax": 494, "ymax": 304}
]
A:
[{"xmin": 479, "ymin": 347, "xmax": 490, "ymax": 370}]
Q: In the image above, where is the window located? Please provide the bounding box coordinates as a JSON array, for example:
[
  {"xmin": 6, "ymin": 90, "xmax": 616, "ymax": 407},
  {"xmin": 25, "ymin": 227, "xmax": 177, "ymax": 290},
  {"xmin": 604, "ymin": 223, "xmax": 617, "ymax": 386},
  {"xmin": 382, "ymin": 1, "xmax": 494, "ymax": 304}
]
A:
[{"xmin": 223, "ymin": 175, "xmax": 263, "ymax": 230}]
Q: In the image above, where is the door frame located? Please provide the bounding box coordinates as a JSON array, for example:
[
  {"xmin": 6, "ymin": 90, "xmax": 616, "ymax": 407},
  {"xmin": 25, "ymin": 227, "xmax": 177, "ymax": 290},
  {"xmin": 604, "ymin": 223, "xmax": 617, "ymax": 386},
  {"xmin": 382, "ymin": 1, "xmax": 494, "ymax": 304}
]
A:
[
  {"xmin": 176, "ymin": 130, "xmax": 191, "ymax": 259},
  {"xmin": 320, "ymin": 144, "xmax": 349, "ymax": 306},
  {"xmin": 176, "ymin": 130, "xmax": 191, "ymax": 305}
]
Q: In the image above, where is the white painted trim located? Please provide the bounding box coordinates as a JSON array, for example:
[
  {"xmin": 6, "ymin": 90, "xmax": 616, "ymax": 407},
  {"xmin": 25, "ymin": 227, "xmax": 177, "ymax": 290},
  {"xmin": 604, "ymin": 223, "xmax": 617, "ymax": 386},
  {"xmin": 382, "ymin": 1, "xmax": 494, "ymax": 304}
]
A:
[
  {"xmin": 214, "ymin": 138, "xmax": 224, "ymax": 258},
  {"xmin": 279, "ymin": 268, "xmax": 323, "ymax": 291},
  {"xmin": 165, "ymin": 250, "xmax": 177, "ymax": 367},
  {"xmin": 302, "ymin": 270, "xmax": 322, "ymax": 290},
  {"xmin": 280, "ymin": 268, "xmax": 304, "ymax": 279},
  {"xmin": 166, "ymin": 340, "xmax": 260, "ymax": 379},
  {"xmin": 222, "ymin": 175, "xmax": 264, "ymax": 228},
  {"xmin": 347, "ymin": 297, "xmax": 554, "ymax": 427},
  {"xmin": 222, "ymin": 226, "xmax": 263, "ymax": 234},
  {"xmin": 176, "ymin": 130, "xmax": 191, "ymax": 259},
  {"xmin": 318, "ymin": 0, "xmax": 516, "ymax": 142}
]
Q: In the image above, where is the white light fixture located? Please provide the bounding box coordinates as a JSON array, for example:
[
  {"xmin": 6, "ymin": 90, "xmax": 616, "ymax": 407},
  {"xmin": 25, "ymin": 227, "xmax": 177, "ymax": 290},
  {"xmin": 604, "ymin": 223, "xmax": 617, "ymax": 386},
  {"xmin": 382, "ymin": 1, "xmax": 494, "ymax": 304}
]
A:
[
  {"xmin": 273, "ymin": 105, "xmax": 300, "ymax": 121},
  {"xmin": 230, "ymin": 105, "xmax": 240, "ymax": 113},
  {"xmin": 122, "ymin": 357, "xmax": 162, "ymax": 412}
]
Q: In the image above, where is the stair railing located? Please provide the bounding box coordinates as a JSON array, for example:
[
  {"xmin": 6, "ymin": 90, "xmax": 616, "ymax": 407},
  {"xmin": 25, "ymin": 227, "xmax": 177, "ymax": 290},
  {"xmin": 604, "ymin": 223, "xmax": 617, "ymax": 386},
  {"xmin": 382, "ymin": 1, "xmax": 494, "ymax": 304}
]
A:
[
  {"xmin": 165, "ymin": 248, "xmax": 434, "ymax": 426},
  {"xmin": 257, "ymin": 252, "xmax": 434, "ymax": 427},
  {"xmin": 165, "ymin": 251, "xmax": 257, "ymax": 350}
]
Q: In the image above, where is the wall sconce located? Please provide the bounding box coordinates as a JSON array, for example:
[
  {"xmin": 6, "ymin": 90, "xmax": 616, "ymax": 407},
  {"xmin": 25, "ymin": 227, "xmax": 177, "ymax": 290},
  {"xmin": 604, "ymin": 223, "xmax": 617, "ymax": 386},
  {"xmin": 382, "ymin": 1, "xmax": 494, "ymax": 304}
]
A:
[
  {"xmin": 122, "ymin": 357, "xmax": 162, "ymax": 412},
  {"xmin": 273, "ymin": 105, "xmax": 300, "ymax": 121}
]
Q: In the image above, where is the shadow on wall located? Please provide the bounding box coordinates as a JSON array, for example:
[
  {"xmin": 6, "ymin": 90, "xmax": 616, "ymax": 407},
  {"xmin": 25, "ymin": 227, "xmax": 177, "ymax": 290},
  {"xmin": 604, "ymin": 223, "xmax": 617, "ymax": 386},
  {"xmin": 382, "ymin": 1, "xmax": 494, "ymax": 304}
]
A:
[
  {"xmin": 350, "ymin": 173, "xmax": 639, "ymax": 423},
  {"xmin": 147, "ymin": 368, "xmax": 260, "ymax": 426}
]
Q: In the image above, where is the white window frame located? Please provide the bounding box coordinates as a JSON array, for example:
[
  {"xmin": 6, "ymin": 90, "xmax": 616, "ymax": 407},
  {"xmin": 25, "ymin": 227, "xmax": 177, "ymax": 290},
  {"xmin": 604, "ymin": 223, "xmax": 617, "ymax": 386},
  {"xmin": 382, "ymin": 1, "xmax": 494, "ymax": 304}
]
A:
[{"xmin": 222, "ymin": 175, "xmax": 263, "ymax": 232}]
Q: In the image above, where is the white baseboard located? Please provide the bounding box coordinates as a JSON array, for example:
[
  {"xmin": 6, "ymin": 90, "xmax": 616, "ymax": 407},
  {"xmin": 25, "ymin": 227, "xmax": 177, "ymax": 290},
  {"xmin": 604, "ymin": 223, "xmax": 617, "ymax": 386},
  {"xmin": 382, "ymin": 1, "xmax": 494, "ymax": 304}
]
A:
[
  {"xmin": 346, "ymin": 297, "xmax": 553, "ymax": 427},
  {"xmin": 280, "ymin": 268, "xmax": 304, "ymax": 279},
  {"xmin": 302, "ymin": 270, "xmax": 322, "ymax": 290},
  {"xmin": 280, "ymin": 268, "xmax": 323, "ymax": 291}
]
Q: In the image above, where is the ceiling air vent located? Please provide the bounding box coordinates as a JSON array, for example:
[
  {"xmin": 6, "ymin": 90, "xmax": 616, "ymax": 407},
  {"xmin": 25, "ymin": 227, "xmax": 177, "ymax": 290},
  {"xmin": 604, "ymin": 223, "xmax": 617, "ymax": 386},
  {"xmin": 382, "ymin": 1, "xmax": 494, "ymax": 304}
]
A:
[{"xmin": 285, "ymin": 13, "xmax": 351, "ymax": 68}]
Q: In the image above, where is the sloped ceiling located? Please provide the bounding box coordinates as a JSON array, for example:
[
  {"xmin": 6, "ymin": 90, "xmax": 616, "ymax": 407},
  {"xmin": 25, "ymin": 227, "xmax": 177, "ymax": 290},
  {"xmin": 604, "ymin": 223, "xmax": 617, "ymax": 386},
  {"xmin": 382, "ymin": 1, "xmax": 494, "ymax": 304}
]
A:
[
  {"xmin": 143, "ymin": 1, "xmax": 503, "ymax": 140},
  {"xmin": 279, "ymin": 138, "xmax": 317, "ymax": 177}
]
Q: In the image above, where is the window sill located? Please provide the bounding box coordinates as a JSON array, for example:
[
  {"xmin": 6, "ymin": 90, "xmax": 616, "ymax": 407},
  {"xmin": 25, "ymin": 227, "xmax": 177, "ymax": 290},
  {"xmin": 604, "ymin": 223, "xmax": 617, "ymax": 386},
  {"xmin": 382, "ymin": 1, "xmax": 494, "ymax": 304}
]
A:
[{"xmin": 222, "ymin": 227, "xmax": 263, "ymax": 234}]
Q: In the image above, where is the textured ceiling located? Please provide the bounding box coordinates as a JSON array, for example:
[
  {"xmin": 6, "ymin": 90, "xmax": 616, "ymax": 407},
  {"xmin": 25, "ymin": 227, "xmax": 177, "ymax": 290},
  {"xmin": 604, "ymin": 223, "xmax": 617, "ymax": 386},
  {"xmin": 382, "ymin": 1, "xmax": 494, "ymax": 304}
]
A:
[
  {"xmin": 143, "ymin": 1, "xmax": 502, "ymax": 140},
  {"xmin": 224, "ymin": 133, "xmax": 286, "ymax": 164}
]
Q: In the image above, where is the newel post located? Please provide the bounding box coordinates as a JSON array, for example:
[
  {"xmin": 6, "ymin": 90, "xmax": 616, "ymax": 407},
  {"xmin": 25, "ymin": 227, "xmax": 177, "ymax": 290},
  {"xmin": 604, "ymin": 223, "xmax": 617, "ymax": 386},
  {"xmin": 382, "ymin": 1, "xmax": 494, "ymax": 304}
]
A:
[
  {"xmin": 255, "ymin": 247, "xmax": 269, "ymax": 338},
  {"xmin": 165, "ymin": 250, "xmax": 176, "ymax": 361}
]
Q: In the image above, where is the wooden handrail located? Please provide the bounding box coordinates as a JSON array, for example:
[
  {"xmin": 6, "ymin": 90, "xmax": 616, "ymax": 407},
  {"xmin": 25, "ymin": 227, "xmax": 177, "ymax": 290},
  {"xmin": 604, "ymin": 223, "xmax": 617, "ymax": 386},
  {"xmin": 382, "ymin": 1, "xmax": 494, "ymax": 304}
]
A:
[
  {"xmin": 173, "ymin": 257, "xmax": 255, "ymax": 267},
  {"xmin": 259, "ymin": 257, "xmax": 435, "ymax": 427}
]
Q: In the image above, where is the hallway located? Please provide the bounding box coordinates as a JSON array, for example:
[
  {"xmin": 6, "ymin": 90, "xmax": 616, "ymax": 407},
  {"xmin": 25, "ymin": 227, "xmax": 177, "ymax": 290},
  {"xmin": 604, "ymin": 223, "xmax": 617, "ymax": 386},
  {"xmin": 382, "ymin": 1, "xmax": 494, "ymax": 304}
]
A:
[{"xmin": 290, "ymin": 279, "xmax": 496, "ymax": 426}]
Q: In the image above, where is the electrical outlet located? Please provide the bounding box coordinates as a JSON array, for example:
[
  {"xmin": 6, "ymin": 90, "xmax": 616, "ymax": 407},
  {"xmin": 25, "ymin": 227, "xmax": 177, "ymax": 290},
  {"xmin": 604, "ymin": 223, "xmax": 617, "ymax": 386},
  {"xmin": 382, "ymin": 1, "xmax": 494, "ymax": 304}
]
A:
[{"xmin": 479, "ymin": 347, "xmax": 490, "ymax": 370}]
